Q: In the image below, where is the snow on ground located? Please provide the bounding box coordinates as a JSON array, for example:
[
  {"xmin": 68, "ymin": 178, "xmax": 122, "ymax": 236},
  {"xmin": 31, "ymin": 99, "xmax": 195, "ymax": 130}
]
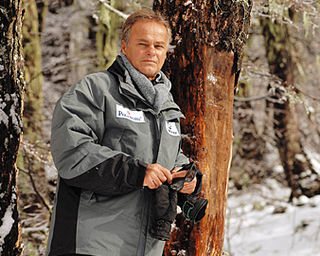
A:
[{"xmin": 224, "ymin": 179, "xmax": 320, "ymax": 256}]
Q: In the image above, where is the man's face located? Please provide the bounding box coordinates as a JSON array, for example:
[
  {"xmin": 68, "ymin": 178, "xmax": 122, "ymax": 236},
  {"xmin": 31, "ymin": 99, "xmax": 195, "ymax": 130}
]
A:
[{"xmin": 121, "ymin": 20, "xmax": 169, "ymax": 80}]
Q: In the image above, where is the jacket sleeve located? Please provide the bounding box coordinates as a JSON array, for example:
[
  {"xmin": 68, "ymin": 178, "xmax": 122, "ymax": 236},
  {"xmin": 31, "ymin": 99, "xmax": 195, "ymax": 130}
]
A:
[
  {"xmin": 51, "ymin": 75, "xmax": 146, "ymax": 196},
  {"xmin": 175, "ymin": 148, "xmax": 189, "ymax": 167},
  {"xmin": 174, "ymin": 136, "xmax": 189, "ymax": 167}
]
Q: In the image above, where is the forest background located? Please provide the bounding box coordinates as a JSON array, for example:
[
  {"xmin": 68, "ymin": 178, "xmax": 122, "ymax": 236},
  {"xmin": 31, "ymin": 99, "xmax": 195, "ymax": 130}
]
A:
[{"xmin": 1, "ymin": 0, "xmax": 320, "ymax": 255}]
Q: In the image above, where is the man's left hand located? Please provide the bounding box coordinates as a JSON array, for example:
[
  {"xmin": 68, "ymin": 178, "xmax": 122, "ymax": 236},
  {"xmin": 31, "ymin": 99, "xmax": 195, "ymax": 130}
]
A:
[
  {"xmin": 171, "ymin": 167, "xmax": 197, "ymax": 194},
  {"xmin": 180, "ymin": 177, "xmax": 197, "ymax": 194}
]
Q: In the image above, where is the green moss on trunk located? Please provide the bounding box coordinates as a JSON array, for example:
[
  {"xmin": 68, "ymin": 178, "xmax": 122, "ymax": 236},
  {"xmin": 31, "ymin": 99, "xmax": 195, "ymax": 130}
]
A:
[
  {"xmin": 96, "ymin": 1, "xmax": 125, "ymax": 68},
  {"xmin": 22, "ymin": 0, "xmax": 44, "ymax": 142}
]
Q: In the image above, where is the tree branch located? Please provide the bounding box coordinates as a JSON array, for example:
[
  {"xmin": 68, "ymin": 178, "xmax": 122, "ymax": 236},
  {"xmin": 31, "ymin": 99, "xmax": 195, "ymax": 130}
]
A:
[
  {"xmin": 234, "ymin": 93, "xmax": 271, "ymax": 102},
  {"xmin": 97, "ymin": 0, "xmax": 129, "ymax": 20},
  {"xmin": 18, "ymin": 167, "xmax": 51, "ymax": 213},
  {"xmin": 294, "ymin": 85, "xmax": 320, "ymax": 102}
]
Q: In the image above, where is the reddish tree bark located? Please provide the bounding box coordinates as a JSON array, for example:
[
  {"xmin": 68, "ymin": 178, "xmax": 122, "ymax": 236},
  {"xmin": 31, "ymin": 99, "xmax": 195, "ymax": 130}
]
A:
[{"xmin": 154, "ymin": 1, "xmax": 252, "ymax": 255}]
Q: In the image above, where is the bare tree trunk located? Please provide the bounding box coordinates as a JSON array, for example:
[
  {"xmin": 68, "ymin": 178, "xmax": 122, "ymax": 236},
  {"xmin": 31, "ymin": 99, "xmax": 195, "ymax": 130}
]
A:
[
  {"xmin": 97, "ymin": 0, "xmax": 126, "ymax": 69},
  {"xmin": 22, "ymin": 0, "xmax": 44, "ymax": 142},
  {"xmin": 232, "ymin": 81, "xmax": 266, "ymax": 189},
  {"xmin": 0, "ymin": 1, "xmax": 24, "ymax": 255},
  {"xmin": 68, "ymin": 0, "xmax": 98, "ymax": 84},
  {"xmin": 154, "ymin": 1, "xmax": 252, "ymax": 255},
  {"xmin": 260, "ymin": 2, "xmax": 319, "ymax": 199},
  {"xmin": 18, "ymin": 1, "xmax": 51, "ymax": 254},
  {"xmin": 35, "ymin": 0, "xmax": 48, "ymax": 33}
]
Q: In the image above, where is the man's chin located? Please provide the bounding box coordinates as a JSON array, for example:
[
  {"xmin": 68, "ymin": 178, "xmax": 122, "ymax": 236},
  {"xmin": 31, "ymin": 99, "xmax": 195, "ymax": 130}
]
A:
[{"xmin": 140, "ymin": 69, "xmax": 157, "ymax": 80}]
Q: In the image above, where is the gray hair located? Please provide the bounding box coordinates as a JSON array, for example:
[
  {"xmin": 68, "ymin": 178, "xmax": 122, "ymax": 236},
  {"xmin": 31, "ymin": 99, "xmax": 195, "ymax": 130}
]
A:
[{"xmin": 121, "ymin": 8, "xmax": 172, "ymax": 45}]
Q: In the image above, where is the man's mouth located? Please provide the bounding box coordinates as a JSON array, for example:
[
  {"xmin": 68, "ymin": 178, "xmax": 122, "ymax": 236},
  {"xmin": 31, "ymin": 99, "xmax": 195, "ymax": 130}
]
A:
[{"xmin": 142, "ymin": 60, "xmax": 157, "ymax": 64}]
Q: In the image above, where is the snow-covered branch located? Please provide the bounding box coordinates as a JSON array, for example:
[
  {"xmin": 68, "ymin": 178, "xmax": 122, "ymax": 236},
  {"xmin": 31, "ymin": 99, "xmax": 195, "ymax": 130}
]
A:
[{"xmin": 97, "ymin": 0, "xmax": 129, "ymax": 20}]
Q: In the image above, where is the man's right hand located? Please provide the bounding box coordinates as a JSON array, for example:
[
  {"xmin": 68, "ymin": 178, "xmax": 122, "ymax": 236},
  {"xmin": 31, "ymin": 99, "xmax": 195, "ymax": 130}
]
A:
[{"xmin": 143, "ymin": 163, "xmax": 172, "ymax": 189}]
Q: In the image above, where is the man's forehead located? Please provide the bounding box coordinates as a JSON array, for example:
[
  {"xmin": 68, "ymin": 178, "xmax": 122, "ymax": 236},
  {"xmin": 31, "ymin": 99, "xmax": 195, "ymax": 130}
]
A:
[
  {"xmin": 128, "ymin": 22, "xmax": 168, "ymax": 43},
  {"xmin": 132, "ymin": 20, "xmax": 167, "ymax": 33}
]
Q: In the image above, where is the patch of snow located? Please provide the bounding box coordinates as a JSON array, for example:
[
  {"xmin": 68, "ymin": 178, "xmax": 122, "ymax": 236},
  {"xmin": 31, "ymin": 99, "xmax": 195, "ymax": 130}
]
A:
[
  {"xmin": 0, "ymin": 109, "xmax": 9, "ymax": 127},
  {"xmin": 184, "ymin": 0, "xmax": 193, "ymax": 7},
  {"xmin": 44, "ymin": 163, "xmax": 58, "ymax": 182},
  {"xmin": 0, "ymin": 93, "xmax": 22, "ymax": 132},
  {"xmin": 293, "ymin": 195, "xmax": 309, "ymax": 206},
  {"xmin": 9, "ymin": 93, "xmax": 22, "ymax": 134},
  {"xmin": 273, "ymin": 165, "xmax": 284, "ymax": 173},
  {"xmin": 4, "ymin": 137, "xmax": 8, "ymax": 149},
  {"xmin": 0, "ymin": 204, "xmax": 14, "ymax": 253},
  {"xmin": 177, "ymin": 249, "xmax": 187, "ymax": 255},
  {"xmin": 309, "ymin": 195, "xmax": 320, "ymax": 206},
  {"xmin": 0, "ymin": 101, "xmax": 6, "ymax": 109},
  {"xmin": 305, "ymin": 148, "xmax": 320, "ymax": 174},
  {"xmin": 207, "ymin": 73, "xmax": 217, "ymax": 84},
  {"xmin": 225, "ymin": 179, "xmax": 320, "ymax": 256}
]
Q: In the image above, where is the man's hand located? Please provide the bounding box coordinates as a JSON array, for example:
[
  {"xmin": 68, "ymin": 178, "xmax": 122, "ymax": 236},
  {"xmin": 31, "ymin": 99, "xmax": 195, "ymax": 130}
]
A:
[
  {"xmin": 143, "ymin": 163, "xmax": 172, "ymax": 189},
  {"xmin": 179, "ymin": 177, "xmax": 197, "ymax": 194},
  {"xmin": 171, "ymin": 167, "xmax": 197, "ymax": 194}
]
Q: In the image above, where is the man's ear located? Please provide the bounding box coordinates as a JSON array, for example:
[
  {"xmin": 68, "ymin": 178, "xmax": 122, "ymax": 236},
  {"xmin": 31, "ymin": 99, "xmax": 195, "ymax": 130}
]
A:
[{"xmin": 121, "ymin": 40, "xmax": 127, "ymax": 54}]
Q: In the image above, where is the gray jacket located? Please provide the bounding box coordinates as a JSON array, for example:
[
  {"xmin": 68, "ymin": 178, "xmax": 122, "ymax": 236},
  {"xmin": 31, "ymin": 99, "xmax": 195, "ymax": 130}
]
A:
[{"xmin": 46, "ymin": 58, "xmax": 188, "ymax": 256}]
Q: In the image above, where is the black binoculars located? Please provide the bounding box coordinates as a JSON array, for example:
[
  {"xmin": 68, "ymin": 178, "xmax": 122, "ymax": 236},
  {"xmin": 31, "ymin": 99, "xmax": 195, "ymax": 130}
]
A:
[{"xmin": 170, "ymin": 162, "xmax": 208, "ymax": 223}]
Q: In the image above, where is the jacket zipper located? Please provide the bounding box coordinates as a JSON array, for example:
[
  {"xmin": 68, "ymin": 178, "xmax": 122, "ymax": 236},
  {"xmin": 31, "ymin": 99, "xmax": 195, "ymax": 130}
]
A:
[
  {"xmin": 152, "ymin": 112, "xmax": 162, "ymax": 162},
  {"xmin": 137, "ymin": 189, "xmax": 148, "ymax": 256}
]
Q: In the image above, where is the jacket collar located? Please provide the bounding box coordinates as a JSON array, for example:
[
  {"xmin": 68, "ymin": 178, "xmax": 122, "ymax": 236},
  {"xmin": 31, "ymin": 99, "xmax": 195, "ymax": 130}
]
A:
[{"xmin": 108, "ymin": 57, "xmax": 147, "ymax": 104}]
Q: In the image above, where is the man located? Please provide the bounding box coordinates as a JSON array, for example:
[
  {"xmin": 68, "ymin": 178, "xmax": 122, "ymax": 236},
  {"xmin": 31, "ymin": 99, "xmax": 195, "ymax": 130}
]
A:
[{"xmin": 47, "ymin": 8, "xmax": 197, "ymax": 256}]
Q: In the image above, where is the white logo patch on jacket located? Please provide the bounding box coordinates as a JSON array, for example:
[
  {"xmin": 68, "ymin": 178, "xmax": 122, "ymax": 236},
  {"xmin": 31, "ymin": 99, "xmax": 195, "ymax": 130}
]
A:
[
  {"xmin": 166, "ymin": 121, "xmax": 180, "ymax": 136},
  {"xmin": 116, "ymin": 104, "xmax": 145, "ymax": 123}
]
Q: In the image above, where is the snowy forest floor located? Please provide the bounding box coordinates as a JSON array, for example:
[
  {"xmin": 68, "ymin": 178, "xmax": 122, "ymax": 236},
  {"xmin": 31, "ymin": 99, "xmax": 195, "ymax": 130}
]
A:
[
  {"xmin": 224, "ymin": 178, "xmax": 320, "ymax": 256},
  {"xmin": 19, "ymin": 174, "xmax": 320, "ymax": 256}
]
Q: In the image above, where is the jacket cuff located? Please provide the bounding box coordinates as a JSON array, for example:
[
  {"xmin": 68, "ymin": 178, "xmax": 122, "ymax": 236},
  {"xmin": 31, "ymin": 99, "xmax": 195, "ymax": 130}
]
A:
[{"xmin": 129, "ymin": 159, "xmax": 147, "ymax": 188}]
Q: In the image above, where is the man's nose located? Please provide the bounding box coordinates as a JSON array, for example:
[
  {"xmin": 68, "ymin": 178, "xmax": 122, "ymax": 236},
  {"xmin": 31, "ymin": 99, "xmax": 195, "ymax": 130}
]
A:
[{"xmin": 146, "ymin": 45, "xmax": 156, "ymax": 56}]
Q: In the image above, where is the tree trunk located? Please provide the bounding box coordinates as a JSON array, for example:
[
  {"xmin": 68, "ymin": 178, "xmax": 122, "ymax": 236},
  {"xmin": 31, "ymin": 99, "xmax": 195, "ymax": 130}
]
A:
[
  {"xmin": 19, "ymin": 1, "xmax": 51, "ymax": 254},
  {"xmin": 232, "ymin": 81, "xmax": 266, "ymax": 189},
  {"xmin": 260, "ymin": 2, "xmax": 319, "ymax": 199},
  {"xmin": 35, "ymin": 0, "xmax": 48, "ymax": 33},
  {"xmin": 97, "ymin": 0, "xmax": 126, "ymax": 69},
  {"xmin": 0, "ymin": 1, "xmax": 24, "ymax": 255},
  {"xmin": 68, "ymin": 0, "xmax": 97, "ymax": 85},
  {"xmin": 154, "ymin": 1, "xmax": 252, "ymax": 255},
  {"xmin": 22, "ymin": 0, "xmax": 44, "ymax": 142}
]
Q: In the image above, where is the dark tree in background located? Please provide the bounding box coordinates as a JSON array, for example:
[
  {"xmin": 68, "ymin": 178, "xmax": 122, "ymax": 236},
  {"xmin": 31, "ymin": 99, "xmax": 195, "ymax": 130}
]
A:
[
  {"xmin": 154, "ymin": 1, "xmax": 252, "ymax": 255},
  {"xmin": 0, "ymin": 0, "xmax": 24, "ymax": 255},
  {"xmin": 261, "ymin": 1, "xmax": 320, "ymax": 200}
]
